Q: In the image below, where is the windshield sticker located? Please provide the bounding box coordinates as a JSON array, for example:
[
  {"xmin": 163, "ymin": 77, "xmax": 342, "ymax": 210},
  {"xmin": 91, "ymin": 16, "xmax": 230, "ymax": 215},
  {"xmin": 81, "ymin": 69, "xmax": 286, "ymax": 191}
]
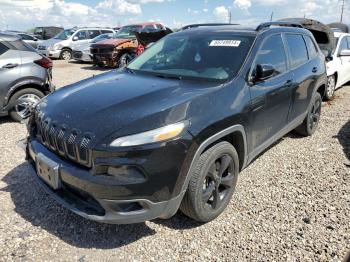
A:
[{"xmin": 209, "ymin": 40, "xmax": 241, "ymax": 47}]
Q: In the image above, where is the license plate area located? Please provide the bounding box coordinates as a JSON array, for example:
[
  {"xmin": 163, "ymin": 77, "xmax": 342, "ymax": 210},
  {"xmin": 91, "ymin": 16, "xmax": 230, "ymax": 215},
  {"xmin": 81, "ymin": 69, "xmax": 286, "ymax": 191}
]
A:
[{"xmin": 36, "ymin": 153, "xmax": 61, "ymax": 190}]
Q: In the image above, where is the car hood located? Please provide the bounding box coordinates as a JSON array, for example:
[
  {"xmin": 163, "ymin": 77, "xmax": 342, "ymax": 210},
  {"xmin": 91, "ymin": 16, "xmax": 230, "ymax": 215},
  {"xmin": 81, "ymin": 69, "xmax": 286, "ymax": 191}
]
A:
[
  {"xmin": 73, "ymin": 41, "xmax": 91, "ymax": 51},
  {"xmin": 40, "ymin": 38, "xmax": 61, "ymax": 47},
  {"xmin": 36, "ymin": 71, "xmax": 218, "ymax": 147},
  {"xmin": 93, "ymin": 38, "xmax": 132, "ymax": 47}
]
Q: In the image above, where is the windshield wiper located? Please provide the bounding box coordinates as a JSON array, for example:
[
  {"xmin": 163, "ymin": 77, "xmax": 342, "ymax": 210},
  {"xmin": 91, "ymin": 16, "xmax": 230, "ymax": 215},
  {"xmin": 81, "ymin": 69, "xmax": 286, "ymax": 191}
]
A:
[{"xmin": 155, "ymin": 74, "xmax": 182, "ymax": 80}]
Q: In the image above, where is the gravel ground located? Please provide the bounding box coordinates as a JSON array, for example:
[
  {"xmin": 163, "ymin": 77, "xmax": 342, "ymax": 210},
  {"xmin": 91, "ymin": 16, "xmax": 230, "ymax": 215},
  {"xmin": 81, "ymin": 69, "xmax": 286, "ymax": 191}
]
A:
[{"xmin": 0, "ymin": 60, "xmax": 349, "ymax": 261}]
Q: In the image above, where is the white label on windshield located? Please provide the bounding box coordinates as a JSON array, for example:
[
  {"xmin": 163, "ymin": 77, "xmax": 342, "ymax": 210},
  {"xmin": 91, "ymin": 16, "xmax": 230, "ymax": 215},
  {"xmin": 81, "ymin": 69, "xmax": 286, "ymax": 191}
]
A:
[{"xmin": 209, "ymin": 40, "xmax": 241, "ymax": 47}]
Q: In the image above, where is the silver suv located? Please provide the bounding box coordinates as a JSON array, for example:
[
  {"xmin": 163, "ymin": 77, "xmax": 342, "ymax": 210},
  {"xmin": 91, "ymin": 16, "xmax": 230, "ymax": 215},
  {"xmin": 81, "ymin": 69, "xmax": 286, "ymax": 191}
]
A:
[
  {"xmin": 0, "ymin": 33, "xmax": 54, "ymax": 121},
  {"xmin": 37, "ymin": 27, "xmax": 115, "ymax": 60}
]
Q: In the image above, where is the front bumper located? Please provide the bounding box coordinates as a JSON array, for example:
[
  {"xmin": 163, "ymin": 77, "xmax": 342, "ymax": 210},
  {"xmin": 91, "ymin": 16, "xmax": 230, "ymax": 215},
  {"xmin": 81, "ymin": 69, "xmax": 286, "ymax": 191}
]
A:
[
  {"xmin": 26, "ymin": 139, "xmax": 187, "ymax": 224},
  {"xmin": 73, "ymin": 50, "xmax": 92, "ymax": 62},
  {"xmin": 38, "ymin": 49, "xmax": 61, "ymax": 59}
]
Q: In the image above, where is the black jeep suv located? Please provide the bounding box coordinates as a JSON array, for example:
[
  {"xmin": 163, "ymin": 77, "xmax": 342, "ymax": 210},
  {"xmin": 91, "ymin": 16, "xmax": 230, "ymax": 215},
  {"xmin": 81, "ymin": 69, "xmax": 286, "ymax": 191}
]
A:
[{"xmin": 25, "ymin": 22, "xmax": 326, "ymax": 224}]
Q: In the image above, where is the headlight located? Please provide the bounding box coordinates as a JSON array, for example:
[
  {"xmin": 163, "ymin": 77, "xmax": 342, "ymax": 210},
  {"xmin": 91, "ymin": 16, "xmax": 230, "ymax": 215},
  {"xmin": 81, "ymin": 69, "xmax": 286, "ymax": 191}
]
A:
[
  {"xmin": 52, "ymin": 44, "xmax": 62, "ymax": 51},
  {"xmin": 110, "ymin": 122, "xmax": 187, "ymax": 147}
]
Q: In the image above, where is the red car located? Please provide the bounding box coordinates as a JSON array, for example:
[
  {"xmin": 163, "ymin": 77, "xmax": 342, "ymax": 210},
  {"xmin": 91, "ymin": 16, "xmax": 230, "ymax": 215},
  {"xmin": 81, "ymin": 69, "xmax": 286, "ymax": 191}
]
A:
[{"xmin": 90, "ymin": 22, "xmax": 171, "ymax": 67}]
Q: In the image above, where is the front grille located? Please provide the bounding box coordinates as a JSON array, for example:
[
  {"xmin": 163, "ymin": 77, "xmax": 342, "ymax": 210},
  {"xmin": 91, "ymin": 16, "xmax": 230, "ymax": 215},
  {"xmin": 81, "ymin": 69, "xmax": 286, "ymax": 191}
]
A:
[
  {"xmin": 90, "ymin": 45, "xmax": 115, "ymax": 54},
  {"xmin": 34, "ymin": 114, "xmax": 93, "ymax": 167}
]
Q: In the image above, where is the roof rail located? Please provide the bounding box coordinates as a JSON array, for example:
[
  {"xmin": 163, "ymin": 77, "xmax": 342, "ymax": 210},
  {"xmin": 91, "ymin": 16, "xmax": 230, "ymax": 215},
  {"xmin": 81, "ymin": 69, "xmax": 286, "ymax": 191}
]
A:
[
  {"xmin": 181, "ymin": 23, "xmax": 239, "ymax": 30},
  {"xmin": 256, "ymin": 21, "xmax": 303, "ymax": 31}
]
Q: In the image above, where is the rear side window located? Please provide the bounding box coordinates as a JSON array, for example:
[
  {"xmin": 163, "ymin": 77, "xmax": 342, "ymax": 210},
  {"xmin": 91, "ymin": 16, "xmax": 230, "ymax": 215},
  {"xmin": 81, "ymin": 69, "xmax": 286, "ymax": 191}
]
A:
[
  {"xmin": 338, "ymin": 37, "xmax": 350, "ymax": 55},
  {"xmin": 8, "ymin": 40, "xmax": 34, "ymax": 52},
  {"xmin": 285, "ymin": 34, "xmax": 308, "ymax": 68},
  {"xmin": 255, "ymin": 34, "xmax": 287, "ymax": 76},
  {"xmin": 0, "ymin": 42, "xmax": 9, "ymax": 56},
  {"xmin": 304, "ymin": 36, "xmax": 318, "ymax": 59},
  {"xmin": 88, "ymin": 30, "xmax": 100, "ymax": 39}
]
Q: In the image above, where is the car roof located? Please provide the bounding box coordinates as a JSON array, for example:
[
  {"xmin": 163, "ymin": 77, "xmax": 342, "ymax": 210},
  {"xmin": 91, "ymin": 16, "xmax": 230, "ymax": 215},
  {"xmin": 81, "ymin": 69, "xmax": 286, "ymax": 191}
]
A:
[
  {"xmin": 176, "ymin": 24, "xmax": 309, "ymax": 36},
  {"xmin": 0, "ymin": 32, "xmax": 21, "ymax": 41}
]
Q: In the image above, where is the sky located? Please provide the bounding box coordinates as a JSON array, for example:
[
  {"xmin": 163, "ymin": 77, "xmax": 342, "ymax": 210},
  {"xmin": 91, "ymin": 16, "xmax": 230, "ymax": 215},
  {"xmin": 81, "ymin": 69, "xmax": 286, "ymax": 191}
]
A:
[{"xmin": 0, "ymin": 0, "xmax": 347, "ymax": 31}]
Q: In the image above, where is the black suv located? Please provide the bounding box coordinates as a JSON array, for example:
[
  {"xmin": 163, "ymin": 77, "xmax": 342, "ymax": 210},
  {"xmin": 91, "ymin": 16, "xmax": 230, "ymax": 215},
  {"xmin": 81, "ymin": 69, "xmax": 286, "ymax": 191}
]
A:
[{"xmin": 25, "ymin": 22, "xmax": 326, "ymax": 224}]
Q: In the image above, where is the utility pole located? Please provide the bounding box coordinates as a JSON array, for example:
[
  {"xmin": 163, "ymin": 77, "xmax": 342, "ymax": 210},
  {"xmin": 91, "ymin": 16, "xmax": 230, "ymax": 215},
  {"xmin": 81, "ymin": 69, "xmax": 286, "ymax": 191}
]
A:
[
  {"xmin": 229, "ymin": 11, "xmax": 232, "ymax": 24},
  {"xmin": 340, "ymin": 0, "xmax": 345, "ymax": 22},
  {"xmin": 270, "ymin": 12, "xmax": 274, "ymax": 22}
]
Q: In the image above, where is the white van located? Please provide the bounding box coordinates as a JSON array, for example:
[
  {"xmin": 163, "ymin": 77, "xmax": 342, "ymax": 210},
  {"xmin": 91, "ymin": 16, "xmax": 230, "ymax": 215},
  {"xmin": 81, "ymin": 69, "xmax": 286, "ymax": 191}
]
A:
[{"xmin": 37, "ymin": 27, "xmax": 115, "ymax": 60}]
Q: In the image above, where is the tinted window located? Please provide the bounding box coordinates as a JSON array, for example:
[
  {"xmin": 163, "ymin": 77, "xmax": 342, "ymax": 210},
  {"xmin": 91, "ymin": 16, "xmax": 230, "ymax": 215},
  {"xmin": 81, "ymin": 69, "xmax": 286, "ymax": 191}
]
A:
[
  {"xmin": 128, "ymin": 34, "xmax": 255, "ymax": 81},
  {"xmin": 19, "ymin": 34, "xmax": 34, "ymax": 40},
  {"xmin": 285, "ymin": 34, "xmax": 308, "ymax": 68},
  {"xmin": 88, "ymin": 30, "xmax": 100, "ymax": 39},
  {"xmin": 0, "ymin": 42, "xmax": 9, "ymax": 56},
  {"xmin": 8, "ymin": 40, "xmax": 34, "ymax": 52},
  {"xmin": 76, "ymin": 30, "xmax": 87, "ymax": 40},
  {"xmin": 304, "ymin": 36, "xmax": 318, "ymax": 59},
  {"xmin": 255, "ymin": 34, "xmax": 287, "ymax": 76},
  {"xmin": 101, "ymin": 30, "xmax": 113, "ymax": 34}
]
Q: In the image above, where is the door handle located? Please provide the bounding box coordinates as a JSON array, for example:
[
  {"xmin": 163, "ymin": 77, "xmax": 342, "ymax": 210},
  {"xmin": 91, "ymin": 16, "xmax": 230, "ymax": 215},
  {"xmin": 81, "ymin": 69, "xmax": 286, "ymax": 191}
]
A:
[
  {"xmin": 2, "ymin": 63, "xmax": 19, "ymax": 69},
  {"xmin": 312, "ymin": 67, "xmax": 318, "ymax": 73}
]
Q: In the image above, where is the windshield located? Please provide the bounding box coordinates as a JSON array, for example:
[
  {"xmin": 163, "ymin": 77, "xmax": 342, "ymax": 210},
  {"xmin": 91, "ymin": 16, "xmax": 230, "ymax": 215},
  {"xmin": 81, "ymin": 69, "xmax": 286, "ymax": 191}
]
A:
[
  {"xmin": 127, "ymin": 33, "xmax": 255, "ymax": 81},
  {"xmin": 54, "ymin": 29, "xmax": 75, "ymax": 40},
  {"xmin": 115, "ymin": 25, "xmax": 142, "ymax": 39},
  {"xmin": 92, "ymin": 33, "xmax": 113, "ymax": 43}
]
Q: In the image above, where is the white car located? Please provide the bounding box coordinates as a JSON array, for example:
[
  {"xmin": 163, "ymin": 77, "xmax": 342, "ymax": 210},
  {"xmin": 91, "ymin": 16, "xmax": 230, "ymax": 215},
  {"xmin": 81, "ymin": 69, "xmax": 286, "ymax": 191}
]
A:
[
  {"xmin": 325, "ymin": 31, "xmax": 350, "ymax": 99},
  {"xmin": 72, "ymin": 33, "xmax": 115, "ymax": 62},
  {"xmin": 37, "ymin": 27, "xmax": 115, "ymax": 61}
]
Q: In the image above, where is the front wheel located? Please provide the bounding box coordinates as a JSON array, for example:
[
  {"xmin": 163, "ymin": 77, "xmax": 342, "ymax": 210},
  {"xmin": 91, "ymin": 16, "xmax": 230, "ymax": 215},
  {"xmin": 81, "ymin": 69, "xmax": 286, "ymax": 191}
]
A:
[
  {"xmin": 294, "ymin": 92, "xmax": 322, "ymax": 137},
  {"xmin": 325, "ymin": 75, "xmax": 336, "ymax": 100},
  {"xmin": 118, "ymin": 53, "xmax": 135, "ymax": 68},
  {"xmin": 60, "ymin": 49, "xmax": 72, "ymax": 60},
  {"xmin": 9, "ymin": 88, "xmax": 44, "ymax": 122},
  {"xmin": 180, "ymin": 142, "xmax": 239, "ymax": 222}
]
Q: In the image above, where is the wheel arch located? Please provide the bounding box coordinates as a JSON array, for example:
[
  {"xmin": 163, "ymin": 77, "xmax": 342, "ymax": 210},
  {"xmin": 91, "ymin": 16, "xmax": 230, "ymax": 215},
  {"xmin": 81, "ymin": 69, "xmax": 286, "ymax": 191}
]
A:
[
  {"xmin": 180, "ymin": 125, "xmax": 248, "ymax": 194},
  {"xmin": 4, "ymin": 82, "xmax": 47, "ymax": 109}
]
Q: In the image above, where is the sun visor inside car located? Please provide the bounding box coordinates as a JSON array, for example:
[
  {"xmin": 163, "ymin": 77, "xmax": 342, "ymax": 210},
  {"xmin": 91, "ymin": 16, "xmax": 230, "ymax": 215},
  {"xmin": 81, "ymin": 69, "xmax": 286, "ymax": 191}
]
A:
[{"xmin": 278, "ymin": 18, "xmax": 336, "ymax": 57}]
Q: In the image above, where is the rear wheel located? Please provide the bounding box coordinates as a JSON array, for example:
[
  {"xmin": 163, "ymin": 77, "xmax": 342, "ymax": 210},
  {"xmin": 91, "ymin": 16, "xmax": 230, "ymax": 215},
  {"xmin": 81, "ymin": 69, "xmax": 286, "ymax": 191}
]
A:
[
  {"xmin": 60, "ymin": 49, "xmax": 72, "ymax": 60},
  {"xmin": 325, "ymin": 75, "xmax": 336, "ymax": 100},
  {"xmin": 9, "ymin": 88, "xmax": 44, "ymax": 122},
  {"xmin": 294, "ymin": 92, "xmax": 322, "ymax": 136},
  {"xmin": 180, "ymin": 142, "xmax": 239, "ymax": 222}
]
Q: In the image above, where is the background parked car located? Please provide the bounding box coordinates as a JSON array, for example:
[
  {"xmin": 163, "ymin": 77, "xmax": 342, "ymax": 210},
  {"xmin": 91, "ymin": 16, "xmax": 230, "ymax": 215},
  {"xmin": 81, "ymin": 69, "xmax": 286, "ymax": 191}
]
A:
[
  {"xmin": 72, "ymin": 32, "xmax": 116, "ymax": 63},
  {"xmin": 33, "ymin": 26, "xmax": 64, "ymax": 40},
  {"xmin": 37, "ymin": 27, "xmax": 115, "ymax": 61},
  {"xmin": 0, "ymin": 33, "xmax": 53, "ymax": 121},
  {"xmin": 5, "ymin": 31, "xmax": 41, "ymax": 49},
  {"xmin": 90, "ymin": 22, "xmax": 170, "ymax": 68},
  {"xmin": 325, "ymin": 31, "xmax": 350, "ymax": 99}
]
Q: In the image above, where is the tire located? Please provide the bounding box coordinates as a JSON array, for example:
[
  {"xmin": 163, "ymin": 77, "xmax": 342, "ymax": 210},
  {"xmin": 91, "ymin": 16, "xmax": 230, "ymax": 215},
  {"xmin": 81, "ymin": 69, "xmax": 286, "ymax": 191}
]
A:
[
  {"xmin": 60, "ymin": 49, "xmax": 72, "ymax": 60},
  {"xmin": 180, "ymin": 141, "xmax": 239, "ymax": 222},
  {"xmin": 325, "ymin": 75, "xmax": 336, "ymax": 100},
  {"xmin": 294, "ymin": 92, "xmax": 322, "ymax": 137},
  {"xmin": 118, "ymin": 53, "xmax": 134, "ymax": 68},
  {"xmin": 8, "ymin": 88, "xmax": 44, "ymax": 122}
]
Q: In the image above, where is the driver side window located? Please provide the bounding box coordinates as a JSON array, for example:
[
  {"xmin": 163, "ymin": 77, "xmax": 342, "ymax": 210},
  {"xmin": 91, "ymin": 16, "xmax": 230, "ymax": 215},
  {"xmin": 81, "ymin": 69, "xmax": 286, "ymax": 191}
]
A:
[
  {"xmin": 338, "ymin": 37, "xmax": 349, "ymax": 55},
  {"xmin": 75, "ymin": 30, "xmax": 87, "ymax": 40},
  {"xmin": 255, "ymin": 34, "xmax": 287, "ymax": 77}
]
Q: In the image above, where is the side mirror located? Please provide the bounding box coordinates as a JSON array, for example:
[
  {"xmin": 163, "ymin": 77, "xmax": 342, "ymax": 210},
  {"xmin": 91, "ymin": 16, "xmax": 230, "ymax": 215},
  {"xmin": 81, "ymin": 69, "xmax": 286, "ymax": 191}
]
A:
[
  {"xmin": 255, "ymin": 64, "xmax": 276, "ymax": 81},
  {"xmin": 73, "ymin": 36, "xmax": 79, "ymax": 41},
  {"xmin": 33, "ymin": 37, "xmax": 38, "ymax": 41},
  {"xmin": 339, "ymin": 49, "xmax": 350, "ymax": 56}
]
